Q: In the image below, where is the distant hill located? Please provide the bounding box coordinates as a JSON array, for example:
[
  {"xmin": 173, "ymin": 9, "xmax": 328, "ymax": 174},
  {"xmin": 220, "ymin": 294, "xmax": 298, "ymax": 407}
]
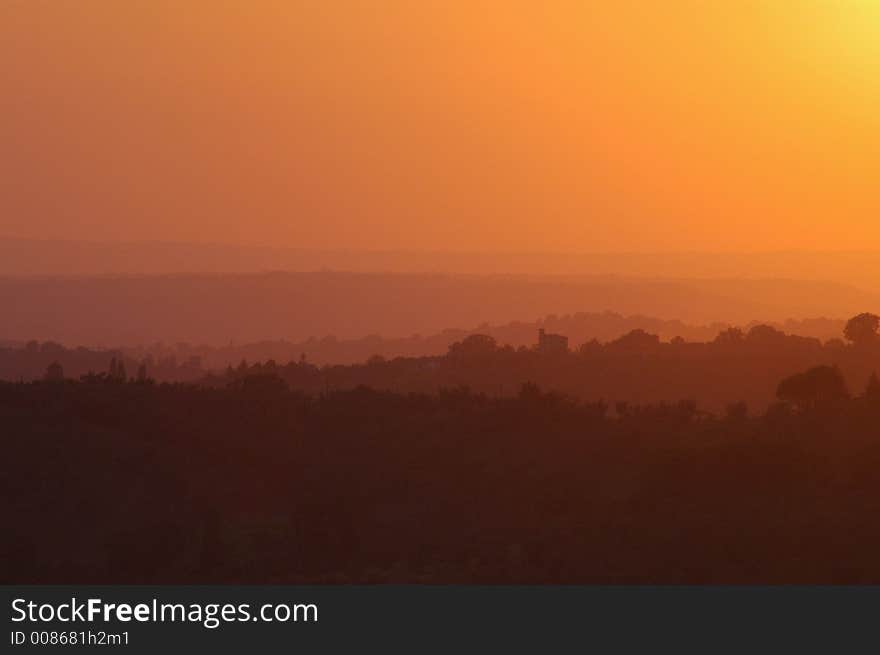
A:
[
  {"xmin": 3, "ymin": 237, "xmax": 880, "ymax": 292},
  {"xmin": 0, "ymin": 270, "xmax": 874, "ymax": 348}
]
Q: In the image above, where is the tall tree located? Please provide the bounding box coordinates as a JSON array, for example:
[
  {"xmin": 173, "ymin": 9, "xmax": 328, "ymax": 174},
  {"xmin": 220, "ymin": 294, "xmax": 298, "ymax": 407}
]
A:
[{"xmin": 844, "ymin": 313, "xmax": 880, "ymax": 346}]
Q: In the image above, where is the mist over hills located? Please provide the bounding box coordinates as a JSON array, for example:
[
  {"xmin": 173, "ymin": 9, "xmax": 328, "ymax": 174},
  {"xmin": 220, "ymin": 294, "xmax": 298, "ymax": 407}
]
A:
[
  {"xmin": 0, "ymin": 269, "xmax": 875, "ymax": 349},
  {"xmin": 3, "ymin": 238, "xmax": 878, "ymax": 349}
]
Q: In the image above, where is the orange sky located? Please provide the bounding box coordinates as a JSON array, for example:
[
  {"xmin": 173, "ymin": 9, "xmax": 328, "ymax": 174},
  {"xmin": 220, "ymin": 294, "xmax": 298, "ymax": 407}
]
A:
[{"xmin": 1, "ymin": 1, "xmax": 878, "ymax": 254}]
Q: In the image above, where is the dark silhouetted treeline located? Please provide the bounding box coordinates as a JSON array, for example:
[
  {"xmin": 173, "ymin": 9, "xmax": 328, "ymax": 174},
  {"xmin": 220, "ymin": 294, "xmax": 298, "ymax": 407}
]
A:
[
  {"xmin": 0, "ymin": 340, "xmax": 205, "ymax": 384},
  {"xmin": 210, "ymin": 318, "xmax": 880, "ymax": 412},
  {"xmin": 108, "ymin": 313, "xmax": 852, "ymax": 368},
  {"xmin": 4, "ymin": 362, "xmax": 880, "ymax": 584},
  {"xmin": 0, "ymin": 312, "xmax": 847, "ymax": 375},
  {"xmin": 5, "ymin": 315, "xmax": 879, "ymax": 412}
]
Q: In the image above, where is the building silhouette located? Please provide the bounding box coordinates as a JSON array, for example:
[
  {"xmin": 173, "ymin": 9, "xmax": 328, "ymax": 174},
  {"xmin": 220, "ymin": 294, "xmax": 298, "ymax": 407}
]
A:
[{"xmin": 537, "ymin": 328, "xmax": 569, "ymax": 354}]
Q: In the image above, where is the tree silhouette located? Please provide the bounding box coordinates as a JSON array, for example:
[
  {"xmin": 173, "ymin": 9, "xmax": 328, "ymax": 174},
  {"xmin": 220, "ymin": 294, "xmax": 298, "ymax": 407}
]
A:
[
  {"xmin": 448, "ymin": 334, "xmax": 498, "ymax": 358},
  {"xmin": 44, "ymin": 361, "xmax": 64, "ymax": 382},
  {"xmin": 714, "ymin": 327, "xmax": 744, "ymax": 345},
  {"xmin": 746, "ymin": 324, "xmax": 787, "ymax": 344},
  {"xmin": 844, "ymin": 313, "xmax": 880, "ymax": 346},
  {"xmin": 776, "ymin": 365, "xmax": 849, "ymax": 411},
  {"xmin": 608, "ymin": 329, "xmax": 660, "ymax": 351}
]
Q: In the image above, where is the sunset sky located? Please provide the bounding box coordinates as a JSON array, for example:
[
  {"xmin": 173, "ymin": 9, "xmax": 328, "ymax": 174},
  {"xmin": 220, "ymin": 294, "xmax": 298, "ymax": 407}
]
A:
[{"xmin": 2, "ymin": 1, "xmax": 878, "ymax": 255}]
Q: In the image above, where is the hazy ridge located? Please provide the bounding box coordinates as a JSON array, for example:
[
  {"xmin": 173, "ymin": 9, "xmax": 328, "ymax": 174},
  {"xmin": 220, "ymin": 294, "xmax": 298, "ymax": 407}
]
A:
[
  {"xmin": 1, "ymin": 270, "xmax": 876, "ymax": 348},
  {"xmin": 4, "ymin": 237, "xmax": 880, "ymax": 291}
]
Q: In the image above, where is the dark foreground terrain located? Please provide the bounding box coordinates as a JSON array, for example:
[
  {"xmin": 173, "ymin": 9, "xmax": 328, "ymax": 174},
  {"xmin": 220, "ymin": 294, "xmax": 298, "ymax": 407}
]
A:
[{"xmin": 3, "ymin": 368, "xmax": 880, "ymax": 584}]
